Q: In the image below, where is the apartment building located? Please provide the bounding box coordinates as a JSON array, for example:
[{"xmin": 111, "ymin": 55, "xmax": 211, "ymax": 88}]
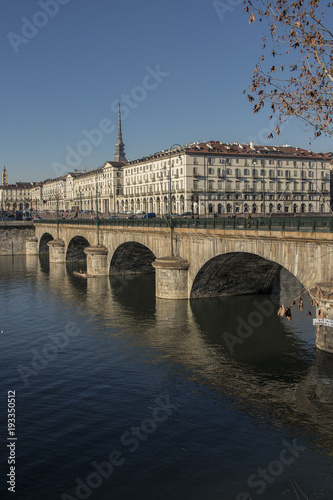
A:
[
  {"xmin": 122, "ymin": 141, "xmax": 332, "ymax": 215},
  {"xmin": 1, "ymin": 103, "xmax": 332, "ymax": 215}
]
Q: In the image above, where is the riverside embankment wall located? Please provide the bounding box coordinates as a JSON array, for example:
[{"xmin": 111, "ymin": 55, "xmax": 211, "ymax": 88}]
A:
[{"xmin": 0, "ymin": 222, "xmax": 35, "ymax": 255}]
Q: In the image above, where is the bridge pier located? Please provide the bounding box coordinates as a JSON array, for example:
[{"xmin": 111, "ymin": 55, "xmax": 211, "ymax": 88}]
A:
[
  {"xmin": 152, "ymin": 256, "xmax": 190, "ymax": 299},
  {"xmin": 47, "ymin": 239, "xmax": 66, "ymax": 263},
  {"xmin": 25, "ymin": 236, "xmax": 39, "ymax": 255},
  {"xmin": 84, "ymin": 245, "xmax": 109, "ymax": 276},
  {"xmin": 311, "ymin": 282, "xmax": 333, "ymax": 354}
]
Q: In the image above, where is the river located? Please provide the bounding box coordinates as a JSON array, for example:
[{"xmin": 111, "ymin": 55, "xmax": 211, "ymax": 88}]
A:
[{"xmin": 0, "ymin": 255, "xmax": 333, "ymax": 499}]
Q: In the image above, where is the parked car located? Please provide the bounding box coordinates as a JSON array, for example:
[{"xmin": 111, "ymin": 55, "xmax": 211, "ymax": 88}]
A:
[
  {"xmin": 126, "ymin": 215, "xmax": 137, "ymax": 219},
  {"xmin": 142, "ymin": 213, "xmax": 155, "ymax": 219},
  {"xmin": 136, "ymin": 210, "xmax": 145, "ymax": 215},
  {"xmin": 181, "ymin": 212, "xmax": 192, "ymax": 217},
  {"xmin": 107, "ymin": 215, "xmax": 119, "ymax": 219}
]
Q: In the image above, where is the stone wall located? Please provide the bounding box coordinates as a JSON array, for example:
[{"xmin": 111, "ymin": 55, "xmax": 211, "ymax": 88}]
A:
[{"xmin": 0, "ymin": 222, "xmax": 35, "ymax": 255}]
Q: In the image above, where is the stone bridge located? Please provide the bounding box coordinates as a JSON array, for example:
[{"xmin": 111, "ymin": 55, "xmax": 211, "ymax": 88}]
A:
[{"xmin": 28, "ymin": 219, "xmax": 333, "ymax": 353}]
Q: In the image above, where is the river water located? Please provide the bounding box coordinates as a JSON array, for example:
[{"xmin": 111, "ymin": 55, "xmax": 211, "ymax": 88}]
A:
[{"xmin": 0, "ymin": 255, "xmax": 333, "ymax": 500}]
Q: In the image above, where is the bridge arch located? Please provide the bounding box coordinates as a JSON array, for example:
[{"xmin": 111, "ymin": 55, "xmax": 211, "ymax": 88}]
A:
[
  {"xmin": 39, "ymin": 232, "xmax": 54, "ymax": 254},
  {"xmin": 66, "ymin": 236, "xmax": 90, "ymax": 262},
  {"xmin": 190, "ymin": 252, "xmax": 282, "ymax": 299},
  {"xmin": 110, "ymin": 242, "xmax": 155, "ymax": 275}
]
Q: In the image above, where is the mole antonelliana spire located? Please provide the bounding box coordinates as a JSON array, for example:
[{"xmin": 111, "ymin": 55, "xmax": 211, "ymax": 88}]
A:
[
  {"xmin": 114, "ymin": 101, "xmax": 127, "ymax": 162},
  {"xmin": 2, "ymin": 166, "xmax": 8, "ymax": 186}
]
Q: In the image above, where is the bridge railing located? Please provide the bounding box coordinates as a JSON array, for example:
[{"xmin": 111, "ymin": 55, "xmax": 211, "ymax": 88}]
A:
[{"xmin": 34, "ymin": 217, "xmax": 333, "ymax": 233}]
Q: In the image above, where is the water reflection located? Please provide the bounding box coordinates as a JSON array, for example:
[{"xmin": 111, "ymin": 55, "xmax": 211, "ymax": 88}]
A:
[{"xmin": 19, "ymin": 256, "xmax": 333, "ymax": 461}]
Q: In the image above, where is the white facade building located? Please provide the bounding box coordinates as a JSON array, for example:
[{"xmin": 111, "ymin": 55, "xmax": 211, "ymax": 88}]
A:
[
  {"xmin": 1, "ymin": 106, "xmax": 332, "ymax": 217},
  {"xmin": 121, "ymin": 141, "xmax": 332, "ymax": 215}
]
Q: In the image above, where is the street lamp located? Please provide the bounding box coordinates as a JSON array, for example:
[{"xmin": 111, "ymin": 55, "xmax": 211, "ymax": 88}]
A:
[
  {"xmin": 262, "ymin": 168, "xmax": 266, "ymax": 216},
  {"xmin": 168, "ymin": 144, "xmax": 182, "ymax": 256},
  {"xmin": 55, "ymin": 193, "xmax": 59, "ymax": 239},
  {"xmin": 79, "ymin": 188, "xmax": 82, "ymax": 219},
  {"xmin": 95, "ymin": 179, "xmax": 100, "ymax": 245}
]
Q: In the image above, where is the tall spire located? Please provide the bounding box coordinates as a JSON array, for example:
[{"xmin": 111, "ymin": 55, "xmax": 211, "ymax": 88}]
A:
[
  {"xmin": 2, "ymin": 166, "xmax": 7, "ymax": 186},
  {"xmin": 114, "ymin": 101, "xmax": 127, "ymax": 162}
]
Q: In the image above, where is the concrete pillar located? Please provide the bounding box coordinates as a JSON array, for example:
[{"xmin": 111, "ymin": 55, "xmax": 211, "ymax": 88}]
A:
[
  {"xmin": 84, "ymin": 245, "xmax": 109, "ymax": 276},
  {"xmin": 310, "ymin": 282, "xmax": 333, "ymax": 354},
  {"xmin": 47, "ymin": 239, "xmax": 66, "ymax": 263},
  {"xmin": 152, "ymin": 256, "xmax": 189, "ymax": 299},
  {"xmin": 25, "ymin": 236, "xmax": 39, "ymax": 255}
]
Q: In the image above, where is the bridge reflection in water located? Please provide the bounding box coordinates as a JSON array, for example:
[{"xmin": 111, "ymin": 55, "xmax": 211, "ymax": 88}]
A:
[
  {"xmin": 1, "ymin": 253, "xmax": 331, "ymax": 498},
  {"xmin": 26, "ymin": 254, "xmax": 333, "ymax": 455}
]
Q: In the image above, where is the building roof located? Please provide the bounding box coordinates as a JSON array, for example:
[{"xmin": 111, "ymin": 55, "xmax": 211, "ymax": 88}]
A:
[
  {"xmin": 1, "ymin": 182, "xmax": 37, "ymax": 190},
  {"xmin": 129, "ymin": 141, "xmax": 332, "ymax": 164}
]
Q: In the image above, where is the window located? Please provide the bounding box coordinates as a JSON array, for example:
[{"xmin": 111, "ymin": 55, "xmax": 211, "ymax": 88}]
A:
[
  {"xmin": 285, "ymin": 170, "xmax": 291, "ymax": 178},
  {"xmin": 193, "ymin": 158, "xmax": 198, "ymax": 165},
  {"xmin": 301, "ymin": 170, "xmax": 306, "ymax": 178},
  {"xmin": 208, "ymin": 168, "xmax": 214, "ymax": 175},
  {"xmin": 244, "ymin": 168, "xmax": 250, "ymax": 176},
  {"xmin": 277, "ymin": 170, "xmax": 283, "ymax": 177},
  {"xmin": 227, "ymin": 168, "xmax": 232, "ymax": 175},
  {"xmin": 269, "ymin": 170, "xmax": 274, "ymax": 178},
  {"xmin": 208, "ymin": 180, "xmax": 214, "ymax": 190}
]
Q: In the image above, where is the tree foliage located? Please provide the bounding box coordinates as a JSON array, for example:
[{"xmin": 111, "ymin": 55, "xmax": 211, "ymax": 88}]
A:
[{"xmin": 244, "ymin": 0, "xmax": 333, "ymax": 139}]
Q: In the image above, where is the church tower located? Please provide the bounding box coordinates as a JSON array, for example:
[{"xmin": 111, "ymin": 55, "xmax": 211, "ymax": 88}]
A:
[
  {"xmin": 114, "ymin": 102, "xmax": 127, "ymax": 162},
  {"xmin": 2, "ymin": 166, "xmax": 8, "ymax": 186}
]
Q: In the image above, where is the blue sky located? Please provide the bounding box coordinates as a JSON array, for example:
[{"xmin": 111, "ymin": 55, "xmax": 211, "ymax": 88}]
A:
[{"xmin": 0, "ymin": 0, "xmax": 332, "ymax": 183}]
